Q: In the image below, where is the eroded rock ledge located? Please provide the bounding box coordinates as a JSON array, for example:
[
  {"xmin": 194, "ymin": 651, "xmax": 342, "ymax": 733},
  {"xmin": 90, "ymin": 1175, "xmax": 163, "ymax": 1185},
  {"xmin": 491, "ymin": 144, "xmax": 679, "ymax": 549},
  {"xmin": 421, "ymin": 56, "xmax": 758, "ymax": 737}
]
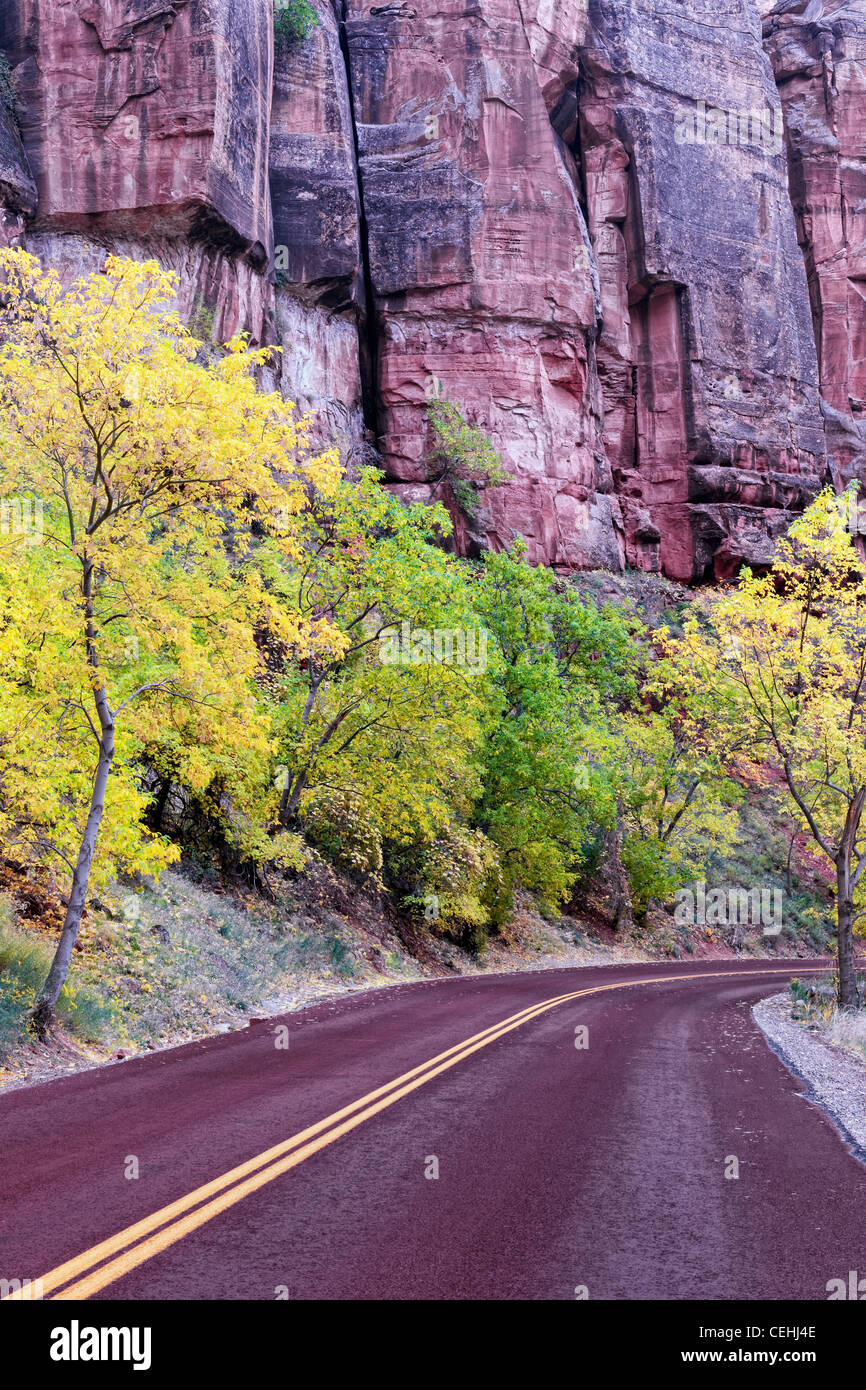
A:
[{"xmin": 0, "ymin": 0, "xmax": 862, "ymax": 582}]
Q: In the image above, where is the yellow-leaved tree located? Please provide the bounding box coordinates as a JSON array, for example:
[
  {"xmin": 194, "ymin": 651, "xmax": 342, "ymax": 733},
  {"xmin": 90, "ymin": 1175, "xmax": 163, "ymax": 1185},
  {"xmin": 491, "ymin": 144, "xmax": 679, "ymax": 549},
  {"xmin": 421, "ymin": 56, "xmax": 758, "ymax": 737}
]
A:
[
  {"xmin": 0, "ymin": 250, "xmax": 343, "ymax": 1034},
  {"xmin": 679, "ymin": 488, "xmax": 866, "ymax": 1006},
  {"xmin": 585, "ymin": 626, "xmax": 746, "ymax": 921}
]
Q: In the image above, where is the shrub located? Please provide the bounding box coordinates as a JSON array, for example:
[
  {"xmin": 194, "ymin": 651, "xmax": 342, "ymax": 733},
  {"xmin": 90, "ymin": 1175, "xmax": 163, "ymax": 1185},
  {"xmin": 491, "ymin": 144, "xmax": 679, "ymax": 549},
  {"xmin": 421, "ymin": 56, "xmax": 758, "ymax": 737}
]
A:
[
  {"xmin": 188, "ymin": 296, "xmax": 216, "ymax": 342},
  {"xmin": 274, "ymin": 0, "xmax": 319, "ymax": 44},
  {"xmin": 302, "ymin": 789, "xmax": 384, "ymax": 889},
  {"xmin": 0, "ymin": 53, "xmax": 20, "ymax": 129},
  {"xmin": 426, "ymin": 400, "xmax": 508, "ymax": 518},
  {"xmin": 403, "ymin": 827, "xmax": 500, "ymax": 952},
  {"xmin": 824, "ymin": 1005, "xmax": 866, "ymax": 1059}
]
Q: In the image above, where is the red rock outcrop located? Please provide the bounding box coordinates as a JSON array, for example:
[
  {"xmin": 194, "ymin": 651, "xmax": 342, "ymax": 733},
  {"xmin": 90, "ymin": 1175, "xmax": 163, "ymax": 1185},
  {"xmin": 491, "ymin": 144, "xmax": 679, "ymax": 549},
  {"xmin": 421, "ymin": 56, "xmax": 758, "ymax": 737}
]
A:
[
  {"xmin": 578, "ymin": 0, "xmax": 826, "ymax": 581},
  {"xmin": 0, "ymin": 0, "xmax": 274, "ymax": 341},
  {"xmin": 0, "ymin": 93, "xmax": 35, "ymax": 244},
  {"xmin": 343, "ymin": 0, "xmax": 624, "ymax": 570},
  {"xmin": 269, "ymin": 3, "xmax": 365, "ymax": 451},
  {"xmin": 337, "ymin": 0, "xmax": 829, "ymax": 579},
  {"xmin": 0, "ymin": 0, "xmax": 861, "ymax": 582},
  {"xmin": 762, "ymin": 0, "xmax": 866, "ymax": 488}
]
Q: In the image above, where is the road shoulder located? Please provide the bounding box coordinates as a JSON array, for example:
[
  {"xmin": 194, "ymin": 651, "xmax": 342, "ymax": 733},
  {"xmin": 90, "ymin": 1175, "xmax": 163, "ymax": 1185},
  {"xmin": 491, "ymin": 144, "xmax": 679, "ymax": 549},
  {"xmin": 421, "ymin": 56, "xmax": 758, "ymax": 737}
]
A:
[{"xmin": 753, "ymin": 992, "xmax": 866, "ymax": 1163}]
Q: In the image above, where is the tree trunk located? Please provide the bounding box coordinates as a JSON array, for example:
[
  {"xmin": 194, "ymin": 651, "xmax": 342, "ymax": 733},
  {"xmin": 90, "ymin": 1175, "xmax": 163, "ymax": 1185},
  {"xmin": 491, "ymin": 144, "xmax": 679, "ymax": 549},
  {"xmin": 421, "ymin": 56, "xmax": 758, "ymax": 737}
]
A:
[
  {"xmin": 31, "ymin": 713, "xmax": 115, "ymax": 1038},
  {"xmin": 835, "ymin": 789, "xmax": 865, "ymax": 1011},
  {"xmin": 32, "ymin": 549, "xmax": 118, "ymax": 1037},
  {"xmin": 785, "ymin": 833, "xmax": 795, "ymax": 896},
  {"xmin": 279, "ymin": 768, "xmax": 308, "ymax": 826},
  {"xmin": 836, "ymin": 857, "xmax": 857, "ymax": 1010},
  {"xmin": 150, "ymin": 776, "xmax": 171, "ymax": 831}
]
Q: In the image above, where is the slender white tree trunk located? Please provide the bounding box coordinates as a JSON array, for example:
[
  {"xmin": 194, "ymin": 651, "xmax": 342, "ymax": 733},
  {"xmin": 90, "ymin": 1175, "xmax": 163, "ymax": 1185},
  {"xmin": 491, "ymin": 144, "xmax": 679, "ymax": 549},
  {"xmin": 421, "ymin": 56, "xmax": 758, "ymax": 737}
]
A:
[
  {"xmin": 836, "ymin": 858, "xmax": 857, "ymax": 1010},
  {"xmin": 31, "ymin": 692, "xmax": 114, "ymax": 1037},
  {"xmin": 32, "ymin": 554, "xmax": 115, "ymax": 1037}
]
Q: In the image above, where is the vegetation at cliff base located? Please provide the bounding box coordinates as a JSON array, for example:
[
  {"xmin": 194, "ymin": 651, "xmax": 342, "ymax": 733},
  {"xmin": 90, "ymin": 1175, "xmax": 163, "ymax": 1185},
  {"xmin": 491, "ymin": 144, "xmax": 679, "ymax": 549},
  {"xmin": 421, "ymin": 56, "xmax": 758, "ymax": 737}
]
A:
[
  {"xmin": 0, "ymin": 52, "xmax": 20, "ymax": 129},
  {"xmin": 0, "ymin": 251, "xmax": 859, "ymax": 1055},
  {"xmin": 675, "ymin": 490, "xmax": 866, "ymax": 1008}
]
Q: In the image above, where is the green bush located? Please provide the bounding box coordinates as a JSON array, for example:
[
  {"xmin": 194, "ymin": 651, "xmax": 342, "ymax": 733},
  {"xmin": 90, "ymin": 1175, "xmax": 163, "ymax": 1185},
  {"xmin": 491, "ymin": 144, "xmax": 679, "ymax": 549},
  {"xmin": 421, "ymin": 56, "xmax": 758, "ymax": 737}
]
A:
[
  {"xmin": 274, "ymin": 0, "xmax": 319, "ymax": 43},
  {"xmin": 302, "ymin": 789, "xmax": 384, "ymax": 888},
  {"xmin": 0, "ymin": 919, "xmax": 55, "ymax": 993},
  {"xmin": 0, "ymin": 53, "xmax": 20, "ymax": 129},
  {"xmin": 188, "ymin": 296, "xmax": 216, "ymax": 342},
  {"xmin": 426, "ymin": 400, "xmax": 508, "ymax": 518},
  {"xmin": 621, "ymin": 835, "xmax": 675, "ymax": 918},
  {"xmin": 0, "ymin": 978, "xmax": 23, "ymax": 1060}
]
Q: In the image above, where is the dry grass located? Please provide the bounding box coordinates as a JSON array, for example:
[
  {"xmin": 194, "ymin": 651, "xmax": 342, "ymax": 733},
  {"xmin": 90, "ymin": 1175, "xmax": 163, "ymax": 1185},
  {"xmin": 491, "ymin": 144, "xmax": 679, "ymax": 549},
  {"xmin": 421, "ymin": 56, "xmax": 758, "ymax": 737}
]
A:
[{"xmin": 823, "ymin": 1007, "xmax": 866, "ymax": 1063}]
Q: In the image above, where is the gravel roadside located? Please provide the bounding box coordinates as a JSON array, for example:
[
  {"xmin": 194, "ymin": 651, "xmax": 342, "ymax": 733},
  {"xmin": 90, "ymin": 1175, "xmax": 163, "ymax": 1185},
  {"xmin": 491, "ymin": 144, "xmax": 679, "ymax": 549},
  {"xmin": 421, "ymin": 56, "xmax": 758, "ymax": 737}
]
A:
[{"xmin": 753, "ymin": 992, "xmax": 866, "ymax": 1161}]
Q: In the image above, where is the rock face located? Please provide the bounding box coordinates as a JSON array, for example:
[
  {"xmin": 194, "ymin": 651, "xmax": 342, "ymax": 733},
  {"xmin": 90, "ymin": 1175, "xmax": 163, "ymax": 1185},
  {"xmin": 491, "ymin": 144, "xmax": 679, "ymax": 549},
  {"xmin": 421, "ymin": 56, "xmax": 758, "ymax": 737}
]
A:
[
  {"xmin": 0, "ymin": 90, "xmax": 35, "ymax": 243},
  {"xmin": 269, "ymin": 8, "xmax": 365, "ymax": 451},
  {"xmin": 579, "ymin": 0, "xmax": 825, "ymax": 580},
  {"xmin": 0, "ymin": 0, "xmax": 863, "ymax": 580},
  {"xmin": 0, "ymin": 0, "xmax": 274, "ymax": 341},
  {"xmin": 762, "ymin": 0, "xmax": 866, "ymax": 488},
  {"xmin": 343, "ymin": 0, "xmax": 622, "ymax": 569}
]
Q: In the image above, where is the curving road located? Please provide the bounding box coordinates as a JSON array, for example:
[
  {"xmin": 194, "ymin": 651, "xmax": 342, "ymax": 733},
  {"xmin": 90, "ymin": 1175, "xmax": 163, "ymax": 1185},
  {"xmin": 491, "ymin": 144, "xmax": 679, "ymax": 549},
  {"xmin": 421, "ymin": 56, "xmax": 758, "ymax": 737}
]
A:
[{"xmin": 2, "ymin": 958, "xmax": 864, "ymax": 1301}]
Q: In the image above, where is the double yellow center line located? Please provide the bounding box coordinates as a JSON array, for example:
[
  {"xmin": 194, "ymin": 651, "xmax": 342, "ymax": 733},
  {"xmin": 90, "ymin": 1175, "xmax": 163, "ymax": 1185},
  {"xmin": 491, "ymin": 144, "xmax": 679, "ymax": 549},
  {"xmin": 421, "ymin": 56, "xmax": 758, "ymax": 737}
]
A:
[{"xmin": 4, "ymin": 966, "xmax": 816, "ymax": 1300}]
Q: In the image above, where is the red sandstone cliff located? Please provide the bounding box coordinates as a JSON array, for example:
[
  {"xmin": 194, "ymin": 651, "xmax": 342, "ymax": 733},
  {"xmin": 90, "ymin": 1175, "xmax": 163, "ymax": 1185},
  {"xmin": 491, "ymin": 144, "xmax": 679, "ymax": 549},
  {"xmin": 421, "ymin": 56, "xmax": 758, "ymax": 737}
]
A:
[
  {"xmin": 763, "ymin": 0, "xmax": 866, "ymax": 492},
  {"xmin": 0, "ymin": 0, "xmax": 862, "ymax": 582},
  {"xmin": 0, "ymin": 0, "xmax": 275, "ymax": 341}
]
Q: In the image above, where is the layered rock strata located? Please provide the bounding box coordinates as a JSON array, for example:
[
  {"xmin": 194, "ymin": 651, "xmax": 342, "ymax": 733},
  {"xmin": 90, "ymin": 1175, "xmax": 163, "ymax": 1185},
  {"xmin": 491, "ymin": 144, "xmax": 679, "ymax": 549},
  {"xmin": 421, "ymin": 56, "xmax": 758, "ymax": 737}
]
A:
[{"xmin": 0, "ymin": 0, "xmax": 861, "ymax": 581}]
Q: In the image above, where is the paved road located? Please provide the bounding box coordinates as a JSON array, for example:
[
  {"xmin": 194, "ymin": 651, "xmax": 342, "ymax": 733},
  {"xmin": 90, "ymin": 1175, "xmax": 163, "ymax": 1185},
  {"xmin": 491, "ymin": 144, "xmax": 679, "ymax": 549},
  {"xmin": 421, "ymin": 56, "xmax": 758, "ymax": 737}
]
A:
[{"xmin": 2, "ymin": 958, "xmax": 864, "ymax": 1301}]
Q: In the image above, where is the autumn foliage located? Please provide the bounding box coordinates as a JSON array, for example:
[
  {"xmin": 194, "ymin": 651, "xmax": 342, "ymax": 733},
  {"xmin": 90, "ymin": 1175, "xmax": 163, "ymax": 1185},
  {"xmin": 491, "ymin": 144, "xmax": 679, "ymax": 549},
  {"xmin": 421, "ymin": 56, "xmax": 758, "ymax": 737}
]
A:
[{"xmin": 0, "ymin": 251, "xmax": 857, "ymax": 1034}]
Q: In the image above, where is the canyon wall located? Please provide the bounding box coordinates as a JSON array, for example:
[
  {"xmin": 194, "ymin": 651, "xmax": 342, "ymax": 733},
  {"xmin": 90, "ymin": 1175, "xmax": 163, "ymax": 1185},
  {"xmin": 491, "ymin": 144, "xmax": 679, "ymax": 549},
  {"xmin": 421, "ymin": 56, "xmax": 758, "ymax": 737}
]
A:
[
  {"xmin": 763, "ymin": 0, "xmax": 866, "ymax": 490},
  {"xmin": 270, "ymin": 2, "xmax": 365, "ymax": 452},
  {"xmin": 0, "ymin": 0, "xmax": 862, "ymax": 581},
  {"xmin": 580, "ymin": 0, "xmax": 825, "ymax": 580},
  {"xmin": 340, "ymin": 0, "xmax": 622, "ymax": 569},
  {"xmin": 0, "ymin": 0, "xmax": 275, "ymax": 341}
]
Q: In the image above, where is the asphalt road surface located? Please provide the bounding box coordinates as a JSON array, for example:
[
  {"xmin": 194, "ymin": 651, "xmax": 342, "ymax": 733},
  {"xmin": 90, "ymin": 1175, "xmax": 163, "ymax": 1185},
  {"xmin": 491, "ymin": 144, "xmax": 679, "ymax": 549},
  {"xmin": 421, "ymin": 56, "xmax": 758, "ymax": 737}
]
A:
[{"xmin": 2, "ymin": 958, "xmax": 864, "ymax": 1301}]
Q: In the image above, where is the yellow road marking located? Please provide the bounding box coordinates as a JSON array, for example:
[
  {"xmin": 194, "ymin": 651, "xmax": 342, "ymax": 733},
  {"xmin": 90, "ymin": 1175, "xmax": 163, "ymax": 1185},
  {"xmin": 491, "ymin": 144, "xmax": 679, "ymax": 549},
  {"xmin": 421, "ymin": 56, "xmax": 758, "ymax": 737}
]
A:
[
  {"xmin": 10, "ymin": 989, "xmax": 584, "ymax": 1300},
  {"xmin": 5, "ymin": 965, "xmax": 824, "ymax": 1301}
]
